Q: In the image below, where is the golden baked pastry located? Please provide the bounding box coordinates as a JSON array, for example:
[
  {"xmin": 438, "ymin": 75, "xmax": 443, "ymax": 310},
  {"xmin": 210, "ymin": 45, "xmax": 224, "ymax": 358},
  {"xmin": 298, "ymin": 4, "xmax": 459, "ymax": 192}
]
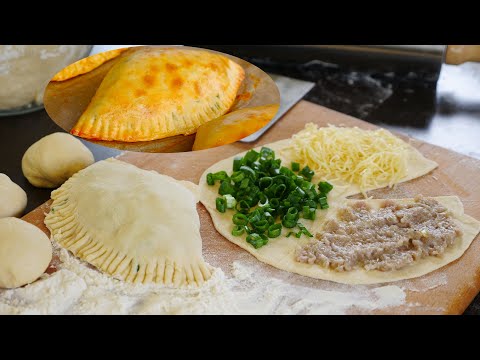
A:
[
  {"xmin": 70, "ymin": 47, "xmax": 245, "ymax": 142},
  {"xmin": 51, "ymin": 48, "xmax": 128, "ymax": 82}
]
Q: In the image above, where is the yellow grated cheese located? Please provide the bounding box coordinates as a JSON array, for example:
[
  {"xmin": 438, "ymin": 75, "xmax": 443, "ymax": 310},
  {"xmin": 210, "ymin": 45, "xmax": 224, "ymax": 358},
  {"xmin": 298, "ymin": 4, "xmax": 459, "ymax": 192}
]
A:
[{"xmin": 285, "ymin": 123, "xmax": 410, "ymax": 194}]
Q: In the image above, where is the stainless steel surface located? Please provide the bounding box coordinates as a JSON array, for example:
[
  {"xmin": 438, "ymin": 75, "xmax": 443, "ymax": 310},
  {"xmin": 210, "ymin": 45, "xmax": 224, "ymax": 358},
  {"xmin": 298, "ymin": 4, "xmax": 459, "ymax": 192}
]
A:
[{"xmin": 241, "ymin": 74, "xmax": 315, "ymax": 142}]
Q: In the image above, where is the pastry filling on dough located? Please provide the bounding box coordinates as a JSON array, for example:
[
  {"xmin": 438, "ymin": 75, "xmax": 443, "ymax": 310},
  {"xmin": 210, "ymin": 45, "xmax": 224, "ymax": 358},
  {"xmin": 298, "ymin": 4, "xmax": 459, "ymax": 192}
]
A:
[
  {"xmin": 284, "ymin": 124, "xmax": 412, "ymax": 195},
  {"xmin": 296, "ymin": 196, "xmax": 462, "ymax": 272}
]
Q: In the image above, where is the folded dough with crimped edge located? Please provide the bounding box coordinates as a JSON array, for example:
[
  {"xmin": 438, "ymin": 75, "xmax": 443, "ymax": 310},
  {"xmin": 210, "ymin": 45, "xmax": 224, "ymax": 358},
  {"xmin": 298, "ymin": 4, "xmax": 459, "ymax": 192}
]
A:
[
  {"xmin": 45, "ymin": 158, "xmax": 212, "ymax": 287},
  {"xmin": 70, "ymin": 46, "xmax": 245, "ymax": 142}
]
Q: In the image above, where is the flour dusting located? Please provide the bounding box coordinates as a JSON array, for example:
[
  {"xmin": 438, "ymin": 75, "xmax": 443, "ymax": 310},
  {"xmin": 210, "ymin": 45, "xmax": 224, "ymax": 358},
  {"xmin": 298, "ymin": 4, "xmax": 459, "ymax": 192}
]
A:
[
  {"xmin": 401, "ymin": 272, "xmax": 448, "ymax": 293},
  {"xmin": 229, "ymin": 261, "xmax": 405, "ymax": 315},
  {"xmin": 0, "ymin": 246, "xmax": 407, "ymax": 315}
]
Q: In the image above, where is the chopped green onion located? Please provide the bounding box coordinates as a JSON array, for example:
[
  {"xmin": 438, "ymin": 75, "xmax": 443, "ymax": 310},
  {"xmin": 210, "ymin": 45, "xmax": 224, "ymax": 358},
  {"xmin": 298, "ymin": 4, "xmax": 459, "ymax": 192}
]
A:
[
  {"xmin": 291, "ymin": 186, "xmax": 306, "ymax": 198},
  {"xmin": 232, "ymin": 225, "xmax": 245, "ymax": 236},
  {"xmin": 259, "ymin": 177, "xmax": 273, "ymax": 189},
  {"xmin": 248, "ymin": 209, "xmax": 263, "ymax": 224},
  {"xmin": 240, "ymin": 165, "xmax": 256, "ymax": 180},
  {"xmin": 282, "ymin": 218, "xmax": 297, "ymax": 228},
  {"xmin": 253, "ymin": 219, "xmax": 269, "ymax": 232},
  {"xmin": 297, "ymin": 222, "xmax": 313, "ymax": 237},
  {"xmin": 219, "ymin": 180, "xmax": 236, "ymax": 196},
  {"xmin": 271, "ymin": 158, "xmax": 281, "ymax": 169},
  {"xmin": 233, "ymin": 157, "xmax": 243, "ymax": 171},
  {"xmin": 212, "ymin": 171, "xmax": 229, "ymax": 182},
  {"xmin": 244, "ymin": 149, "xmax": 260, "ymax": 164},
  {"xmin": 318, "ymin": 181, "xmax": 333, "ymax": 194},
  {"xmin": 274, "ymin": 184, "xmax": 287, "ymax": 197},
  {"xmin": 216, "ymin": 197, "xmax": 226, "ymax": 213},
  {"xmin": 269, "ymin": 198, "xmax": 280, "ymax": 208},
  {"xmin": 280, "ymin": 166, "xmax": 294, "ymax": 177},
  {"xmin": 223, "ymin": 194, "xmax": 237, "ymax": 209},
  {"xmin": 300, "ymin": 166, "xmax": 314, "ymax": 181},
  {"xmin": 212, "ymin": 146, "xmax": 333, "ymax": 249},
  {"xmin": 260, "ymin": 147, "xmax": 275, "ymax": 161},
  {"xmin": 239, "ymin": 178, "xmax": 250, "ymax": 189},
  {"xmin": 231, "ymin": 171, "xmax": 245, "ymax": 183},
  {"xmin": 264, "ymin": 212, "xmax": 275, "ymax": 225},
  {"xmin": 318, "ymin": 196, "xmax": 329, "ymax": 209},
  {"xmin": 267, "ymin": 223, "xmax": 282, "ymax": 238},
  {"xmin": 206, "ymin": 173, "xmax": 215, "ymax": 186},
  {"xmin": 302, "ymin": 206, "xmax": 316, "ymax": 220},
  {"xmin": 285, "ymin": 207, "xmax": 299, "ymax": 220},
  {"xmin": 295, "ymin": 231, "xmax": 302, "ymax": 238},
  {"xmin": 246, "ymin": 233, "xmax": 269, "ymax": 249},
  {"xmin": 236, "ymin": 200, "xmax": 251, "ymax": 214},
  {"xmin": 233, "ymin": 213, "xmax": 248, "ymax": 226},
  {"xmin": 269, "ymin": 168, "xmax": 280, "ymax": 176},
  {"xmin": 258, "ymin": 193, "xmax": 268, "ymax": 206}
]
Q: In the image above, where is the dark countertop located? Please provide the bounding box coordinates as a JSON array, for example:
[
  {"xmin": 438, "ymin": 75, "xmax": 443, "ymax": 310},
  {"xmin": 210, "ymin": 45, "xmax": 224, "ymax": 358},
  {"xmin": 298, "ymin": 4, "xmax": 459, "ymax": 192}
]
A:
[{"xmin": 1, "ymin": 45, "xmax": 479, "ymax": 314}]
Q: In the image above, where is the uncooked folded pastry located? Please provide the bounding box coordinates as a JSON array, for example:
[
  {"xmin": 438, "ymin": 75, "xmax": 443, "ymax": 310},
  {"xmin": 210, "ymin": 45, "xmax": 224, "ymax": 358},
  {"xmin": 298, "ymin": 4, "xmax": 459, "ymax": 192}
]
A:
[
  {"xmin": 45, "ymin": 158, "xmax": 211, "ymax": 287},
  {"xmin": 70, "ymin": 46, "xmax": 245, "ymax": 142},
  {"xmin": 199, "ymin": 139, "xmax": 480, "ymax": 284}
]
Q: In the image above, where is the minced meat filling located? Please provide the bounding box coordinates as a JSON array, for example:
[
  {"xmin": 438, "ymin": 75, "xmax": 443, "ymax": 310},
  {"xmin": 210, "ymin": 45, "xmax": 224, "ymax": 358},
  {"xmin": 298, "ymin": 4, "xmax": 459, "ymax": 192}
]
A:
[{"xmin": 296, "ymin": 196, "xmax": 462, "ymax": 272}]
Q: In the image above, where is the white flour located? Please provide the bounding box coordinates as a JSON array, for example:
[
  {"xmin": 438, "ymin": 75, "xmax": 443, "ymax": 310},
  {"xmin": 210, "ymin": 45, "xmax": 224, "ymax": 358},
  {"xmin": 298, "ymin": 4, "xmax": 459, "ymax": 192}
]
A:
[
  {"xmin": 0, "ymin": 245, "xmax": 407, "ymax": 315},
  {"xmin": 400, "ymin": 272, "xmax": 448, "ymax": 293}
]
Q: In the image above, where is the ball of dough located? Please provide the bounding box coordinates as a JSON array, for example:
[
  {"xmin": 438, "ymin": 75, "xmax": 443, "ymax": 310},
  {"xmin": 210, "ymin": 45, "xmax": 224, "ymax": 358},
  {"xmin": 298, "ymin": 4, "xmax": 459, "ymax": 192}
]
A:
[
  {"xmin": 0, "ymin": 174, "xmax": 27, "ymax": 218},
  {"xmin": 22, "ymin": 132, "xmax": 94, "ymax": 188},
  {"xmin": 0, "ymin": 217, "xmax": 52, "ymax": 288}
]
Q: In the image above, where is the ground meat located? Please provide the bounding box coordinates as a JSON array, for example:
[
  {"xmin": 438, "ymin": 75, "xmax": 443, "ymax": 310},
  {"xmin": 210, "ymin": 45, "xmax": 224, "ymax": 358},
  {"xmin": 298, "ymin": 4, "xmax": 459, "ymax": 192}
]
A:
[{"xmin": 296, "ymin": 196, "xmax": 463, "ymax": 272}]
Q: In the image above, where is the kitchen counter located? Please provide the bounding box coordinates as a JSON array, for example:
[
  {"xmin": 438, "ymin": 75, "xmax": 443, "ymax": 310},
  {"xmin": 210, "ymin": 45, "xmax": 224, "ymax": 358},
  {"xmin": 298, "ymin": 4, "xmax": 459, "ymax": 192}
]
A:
[{"xmin": 1, "ymin": 45, "xmax": 479, "ymax": 314}]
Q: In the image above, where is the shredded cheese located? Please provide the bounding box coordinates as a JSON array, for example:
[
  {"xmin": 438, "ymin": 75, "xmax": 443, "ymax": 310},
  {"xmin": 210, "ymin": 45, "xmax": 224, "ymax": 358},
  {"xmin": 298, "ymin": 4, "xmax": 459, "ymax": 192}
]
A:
[{"xmin": 285, "ymin": 124, "xmax": 410, "ymax": 194}]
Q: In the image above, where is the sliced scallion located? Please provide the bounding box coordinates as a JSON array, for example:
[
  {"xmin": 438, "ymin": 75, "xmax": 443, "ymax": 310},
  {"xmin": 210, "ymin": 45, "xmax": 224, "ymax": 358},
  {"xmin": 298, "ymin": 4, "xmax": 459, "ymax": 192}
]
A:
[
  {"xmin": 232, "ymin": 225, "xmax": 245, "ymax": 236},
  {"xmin": 223, "ymin": 194, "xmax": 237, "ymax": 209},
  {"xmin": 216, "ymin": 197, "xmax": 226, "ymax": 213},
  {"xmin": 246, "ymin": 233, "xmax": 269, "ymax": 249},
  {"xmin": 211, "ymin": 146, "xmax": 332, "ymax": 248},
  {"xmin": 318, "ymin": 181, "xmax": 333, "ymax": 194},
  {"xmin": 267, "ymin": 223, "xmax": 282, "ymax": 238}
]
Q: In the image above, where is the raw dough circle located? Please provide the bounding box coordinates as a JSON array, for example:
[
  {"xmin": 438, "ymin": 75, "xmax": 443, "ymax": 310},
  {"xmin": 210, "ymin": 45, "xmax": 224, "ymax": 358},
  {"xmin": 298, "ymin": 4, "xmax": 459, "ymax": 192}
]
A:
[
  {"xmin": 0, "ymin": 217, "xmax": 52, "ymax": 289},
  {"xmin": 22, "ymin": 132, "xmax": 94, "ymax": 188},
  {"xmin": 0, "ymin": 174, "xmax": 27, "ymax": 218}
]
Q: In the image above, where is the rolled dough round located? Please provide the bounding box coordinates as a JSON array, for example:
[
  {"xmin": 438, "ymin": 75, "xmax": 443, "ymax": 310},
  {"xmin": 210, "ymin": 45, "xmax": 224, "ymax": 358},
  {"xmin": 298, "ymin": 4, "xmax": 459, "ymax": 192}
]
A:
[
  {"xmin": 22, "ymin": 132, "xmax": 94, "ymax": 188},
  {"xmin": 0, "ymin": 217, "xmax": 52, "ymax": 289},
  {"xmin": 0, "ymin": 174, "xmax": 27, "ymax": 218}
]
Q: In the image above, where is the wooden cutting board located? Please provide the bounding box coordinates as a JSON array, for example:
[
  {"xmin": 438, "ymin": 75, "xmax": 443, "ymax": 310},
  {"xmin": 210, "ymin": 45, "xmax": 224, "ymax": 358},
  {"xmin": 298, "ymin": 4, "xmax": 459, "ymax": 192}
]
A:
[{"xmin": 22, "ymin": 100, "xmax": 480, "ymax": 314}]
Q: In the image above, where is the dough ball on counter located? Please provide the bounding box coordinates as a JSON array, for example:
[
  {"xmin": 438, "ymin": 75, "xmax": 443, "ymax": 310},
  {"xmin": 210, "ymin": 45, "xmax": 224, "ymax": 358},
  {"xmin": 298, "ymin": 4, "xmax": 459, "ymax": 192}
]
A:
[
  {"xmin": 22, "ymin": 132, "xmax": 94, "ymax": 188},
  {"xmin": 0, "ymin": 217, "xmax": 52, "ymax": 289},
  {"xmin": 0, "ymin": 174, "xmax": 27, "ymax": 218}
]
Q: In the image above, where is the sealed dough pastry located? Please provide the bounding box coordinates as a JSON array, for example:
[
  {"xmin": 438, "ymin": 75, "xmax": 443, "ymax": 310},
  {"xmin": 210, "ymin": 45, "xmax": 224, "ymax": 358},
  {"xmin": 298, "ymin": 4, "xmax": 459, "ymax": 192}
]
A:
[
  {"xmin": 70, "ymin": 46, "xmax": 245, "ymax": 142},
  {"xmin": 22, "ymin": 132, "xmax": 94, "ymax": 188},
  {"xmin": 0, "ymin": 217, "xmax": 52, "ymax": 289},
  {"xmin": 45, "ymin": 158, "xmax": 212, "ymax": 287},
  {"xmin": 0, "ymin": 174, "xmax": 27, "ymax": 218}
]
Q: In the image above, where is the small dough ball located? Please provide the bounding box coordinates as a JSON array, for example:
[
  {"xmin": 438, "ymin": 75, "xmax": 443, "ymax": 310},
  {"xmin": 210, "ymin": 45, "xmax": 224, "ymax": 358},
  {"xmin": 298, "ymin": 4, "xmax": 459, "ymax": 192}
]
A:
[
  {"xmin": 0, "ymin": 174, "xmax": 27, "ymax": 218},
  {"xmin": 0, "ymin": 217, "xmax": 52, "ymax": 288},
  {"xmin": 22, "ymin": 132, "xmax": 94, "ymax": 188}
]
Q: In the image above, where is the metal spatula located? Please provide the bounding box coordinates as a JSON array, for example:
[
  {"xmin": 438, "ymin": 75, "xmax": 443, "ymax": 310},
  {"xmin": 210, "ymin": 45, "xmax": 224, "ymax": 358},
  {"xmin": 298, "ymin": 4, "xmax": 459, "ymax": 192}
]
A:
[{"xmin": 241, "ymin": 74, "xmax": 315, "ymax": 142}]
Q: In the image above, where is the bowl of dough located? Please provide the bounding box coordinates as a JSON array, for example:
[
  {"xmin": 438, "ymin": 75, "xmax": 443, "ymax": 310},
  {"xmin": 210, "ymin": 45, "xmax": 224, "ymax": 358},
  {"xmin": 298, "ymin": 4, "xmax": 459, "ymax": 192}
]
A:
[{"xmin": 0, "ymin": 45, "xmax": 92, "ymax": 116}]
